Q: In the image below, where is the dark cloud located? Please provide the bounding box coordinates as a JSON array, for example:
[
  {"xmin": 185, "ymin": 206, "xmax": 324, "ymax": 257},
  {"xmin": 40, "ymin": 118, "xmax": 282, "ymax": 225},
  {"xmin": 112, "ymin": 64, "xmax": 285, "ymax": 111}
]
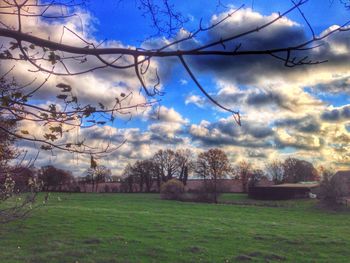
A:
[
  {"xmin": 321, "ymin": 105, "xmax": 350, "ymax": 122},
  {"xmin": 185, "ymin": 9, "xmax": 309, "ymax": 84},
  {"xmin": 189, "ymin": 119, "xmax": 274, "ymax": 148},
  {"xmin": 274, "ymin": 116, "xmax": 321, "ymax": 133},
  {"xmin": 311, "ymin": 76, "xmax": 350, "ymax": 94},
  {"xmin": 170, "ymin": 8, "xmax": 350, "ymax": 89},
  {"xmin": 243, "ymin": 124, "xmax": 274, "ymax": 139},
  {"xmin": 321, "ymin": 109, "xmax": 340, "ymax": 121},
  {"xmin": 298, "ymin": 122, "xmax": 320, "ymax": 133},
  {"xmin": 190, "ymin": 132, "xmax": 273, "ymax": 148},
  {"xmin": 245, "ymin": 91, "xmax": 302, "ymax": 110},
  {"xmin": 246, "ymin": 91, "xmax": 284, "ymax": 106},
  {"xmin": 274, "ymin": 134, "xmax": 323, "ymax": 151}
]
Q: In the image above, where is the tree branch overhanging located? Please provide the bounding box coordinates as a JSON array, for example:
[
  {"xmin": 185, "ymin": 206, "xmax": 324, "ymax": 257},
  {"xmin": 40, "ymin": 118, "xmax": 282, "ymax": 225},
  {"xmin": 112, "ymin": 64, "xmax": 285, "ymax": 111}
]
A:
[{"xmin": 0, "ymin": 0, "xmax": 349, "ymax": 153}]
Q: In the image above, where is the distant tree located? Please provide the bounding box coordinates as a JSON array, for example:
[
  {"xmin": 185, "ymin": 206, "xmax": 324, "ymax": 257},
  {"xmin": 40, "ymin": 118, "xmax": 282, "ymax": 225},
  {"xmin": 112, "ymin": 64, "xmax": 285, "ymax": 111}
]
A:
[
  {"xmin": 266, "ymin": 160, "xmax": 285, "ymax": 184},
  {"xmin": 85, "ymin": 165, "xmax": 111, "ymax": 192},
  {"xmin": 123, "ymin": 159, "xmax": 158, "ymax": 192},
  {"xmin": 151, "ymin": 161, "xmax": 162, "ymax": 191},
  {"xmin": 196, "ymin": 148, "xmax": 231, "ymax": 203},
  {"xmin": 249, "ymin": 169, "xmax": 265, "ymax": 188},
  {"xmin": 120, "ymin": 161, "xmax": 153, "ymax": 192},
  {"xmin": 153, "ymin": 149, "xmax": 179, "ymax": 182},
  {"xmin": 236, "ymin": 160, "xmax": 252, "ymax": 193},
  {"xmin": 319, "ymin": 169, "xmax": 349, "ymax": 205},
  {"xmin": 39, "ymin": 165, "xmax": 74, "ymax": 191},
  {"xmin": 130, "ymin": 161, "xmax": 144, "ymax": 192},
  {"xmin": 175, "ymin": 149, "xmax": 194, "ymax": 185},
  {"xmin": 139, "ymin": 160, "xmax": 158, "ymax": 192},
  {"xmin": 283, "ymin": 158, "xmax": 319, "ymax": 183},
  {"xmin": 11, "ymin": 166, "xmax": 36, "ymax": 192},
  {"xmin": 121, "ymin": 164, "xmax": 135, "ymax": 193}
]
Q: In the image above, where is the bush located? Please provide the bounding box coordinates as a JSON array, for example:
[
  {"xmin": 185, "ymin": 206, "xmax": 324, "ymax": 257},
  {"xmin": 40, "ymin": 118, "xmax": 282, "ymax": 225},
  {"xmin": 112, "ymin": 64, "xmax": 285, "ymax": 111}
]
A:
[
  {"xmin": 160, "ymin": 179, "xmax": 184, "ymax": 200},
  {"xmin": 75, "ymin": 186, "xmax": 81, "ymax": 193},
  {"xmin": 111, "ymin": 186, "xmax": 119, "ymax": 193},
  {"xmin": 193, "ymin": 182, "xmax": 219, "ymax": 202},
  {"xmin": 180, "ymin": 192, "xmax": 217, "ymax": 203},
  {"xmin": 181, "ymin": 181, "xmax": 218, "ymax": 203}
]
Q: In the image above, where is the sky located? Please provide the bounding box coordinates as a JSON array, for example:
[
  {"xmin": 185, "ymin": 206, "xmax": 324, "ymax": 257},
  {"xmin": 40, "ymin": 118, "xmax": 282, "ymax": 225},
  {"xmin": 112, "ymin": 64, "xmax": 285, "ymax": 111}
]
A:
[{"xmin": 2, "ymin": 0, "xmax": 350, "ymax": 176}]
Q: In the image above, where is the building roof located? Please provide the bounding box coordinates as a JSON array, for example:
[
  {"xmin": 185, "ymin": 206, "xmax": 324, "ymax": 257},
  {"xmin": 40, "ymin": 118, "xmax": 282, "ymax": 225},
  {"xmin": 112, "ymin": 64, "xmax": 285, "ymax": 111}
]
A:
[{"xmin": 269, "ymin": 183, "xmax": 320, "ymax": 188}]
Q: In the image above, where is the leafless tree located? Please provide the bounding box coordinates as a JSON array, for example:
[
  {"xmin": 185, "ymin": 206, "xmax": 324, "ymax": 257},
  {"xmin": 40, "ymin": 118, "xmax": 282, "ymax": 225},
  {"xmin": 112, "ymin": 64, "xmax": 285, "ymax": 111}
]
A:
[
  {"xmin": 152, "ymin": 149, "xmax": 179, "ymax": 182},
  {"xmin": 236, "ymin": 160, "xmax": 252, "ymax": 193},
  {"xmin": 266, "ymin": 160, "xmax": 285, "ymax": 185},
  {"xmin": 196, "ymin": 148, "xmax": 231, "ymax": 203},
  {"xmin": 39, "ymin": 165, "xmax": 73, "ymax": 191},
  {"xmin": 249, "ymin": 169, "xmax": 265, "ymax": 188},
  {"xmin": 319, "ymin": 169, "xmax": 348, "ymax": 206},
  {"xmin": 121, "ymin": 163, "xmax": 134, "ymax": 193},
  {"xmin": 130, "ymin": 159, "xmax": 157, "ymax": 192},
  {"xmin": 85, "ymin": 165, "xmax": 111, "ymax": 192},
  {"xmin": 282, "ymin": 157, "xmax": 319, "ymax": 183},
  {"xmin": 133, "ymin": 0, "xmax": 189, "ymax": 38},
  {"xmin": 175, "ymin": 149, "xmax": 194, "ymax": 185}
]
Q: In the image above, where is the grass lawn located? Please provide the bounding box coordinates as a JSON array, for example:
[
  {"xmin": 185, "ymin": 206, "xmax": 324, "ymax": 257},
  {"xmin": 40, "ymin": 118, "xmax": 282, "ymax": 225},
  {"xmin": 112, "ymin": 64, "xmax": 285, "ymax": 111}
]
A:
[{"xmin": 0, "ymin": 193, "xmax": 350, "ymax": 263}]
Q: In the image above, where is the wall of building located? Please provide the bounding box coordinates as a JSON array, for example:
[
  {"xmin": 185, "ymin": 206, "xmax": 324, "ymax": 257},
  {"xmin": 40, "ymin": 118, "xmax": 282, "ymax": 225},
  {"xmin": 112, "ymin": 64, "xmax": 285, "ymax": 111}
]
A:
[{"xmin": 51, "ymin": 178, "xmax": 274, "ymax": 193}]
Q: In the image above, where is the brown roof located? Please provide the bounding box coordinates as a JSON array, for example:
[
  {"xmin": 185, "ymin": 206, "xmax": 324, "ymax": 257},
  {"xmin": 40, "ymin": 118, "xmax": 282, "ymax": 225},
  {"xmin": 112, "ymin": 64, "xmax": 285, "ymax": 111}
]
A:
[{"xmin": 270, "ymin": 183, "xmax": 320, "ymax": 188}]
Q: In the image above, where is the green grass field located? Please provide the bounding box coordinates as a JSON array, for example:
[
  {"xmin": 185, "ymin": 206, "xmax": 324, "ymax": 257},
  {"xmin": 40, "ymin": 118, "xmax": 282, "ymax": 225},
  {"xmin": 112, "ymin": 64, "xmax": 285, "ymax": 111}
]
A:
[{"xmin": 1, "ymin": 193, "xmax": 350, "ymax": 263}]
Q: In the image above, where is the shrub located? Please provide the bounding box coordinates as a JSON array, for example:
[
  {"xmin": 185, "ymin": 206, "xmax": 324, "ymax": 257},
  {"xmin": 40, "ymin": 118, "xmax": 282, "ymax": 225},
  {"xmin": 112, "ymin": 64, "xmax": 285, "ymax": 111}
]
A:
[
  {"xmin": 160, "ymin": 179, "xmax": 184, "ymax": 200},
  {"xmin": 74, "ymin": 186, "xmax": 81, "ymax": 193},
  {"xmin": 111, "ymin": 186, "xmax": 119, "ymax": 193},
  {"xmin": 180, "ymin": 192, "xmax": 217, "ymax": 203},
  {"xmin": 181, "ymin": 180, "xmax": 223, "ymax": 203},
  {"xmin": 180, "ymin": 181, "xmax": 218, "ymax": 203}
]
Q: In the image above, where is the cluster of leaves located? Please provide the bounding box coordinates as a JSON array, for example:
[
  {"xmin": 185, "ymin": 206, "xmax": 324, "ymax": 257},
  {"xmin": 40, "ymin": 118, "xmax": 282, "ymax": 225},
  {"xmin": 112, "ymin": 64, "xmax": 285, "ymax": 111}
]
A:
[{"xmin": 0, "ymin": 72, "xmax": 134, "ymax": 154}]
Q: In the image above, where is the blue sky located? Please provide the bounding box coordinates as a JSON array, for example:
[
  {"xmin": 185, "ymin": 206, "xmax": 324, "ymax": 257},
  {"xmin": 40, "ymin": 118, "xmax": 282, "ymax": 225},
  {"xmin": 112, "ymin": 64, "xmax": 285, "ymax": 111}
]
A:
[{"xmin": 3, "ymin": 0, "xmax": 350, "ymax": 175}]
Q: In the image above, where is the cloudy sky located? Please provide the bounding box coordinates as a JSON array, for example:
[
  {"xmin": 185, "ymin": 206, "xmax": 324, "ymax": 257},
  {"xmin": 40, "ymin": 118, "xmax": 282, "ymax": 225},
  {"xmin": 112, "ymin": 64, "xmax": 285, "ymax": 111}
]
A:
[{"xmin": 2, "ymin": 0, "xmax": 350, "ymax": 176}]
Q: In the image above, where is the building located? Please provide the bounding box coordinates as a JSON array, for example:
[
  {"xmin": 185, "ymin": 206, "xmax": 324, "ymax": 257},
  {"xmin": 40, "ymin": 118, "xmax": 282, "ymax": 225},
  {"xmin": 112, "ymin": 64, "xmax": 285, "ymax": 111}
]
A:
[{"xmin": 249, "ymin": 182, "xmax": 320, "ymax": 200}]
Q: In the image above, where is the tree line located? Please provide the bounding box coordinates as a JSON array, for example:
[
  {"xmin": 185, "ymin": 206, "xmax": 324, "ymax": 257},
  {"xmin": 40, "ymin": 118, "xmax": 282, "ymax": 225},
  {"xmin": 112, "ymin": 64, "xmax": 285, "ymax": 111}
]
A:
[
  {"xmin": 120, "ymin": 148, "xmax": 320, "ymax": 198},
  {"xmin": 0, "ymin": 146, "xmax": 321, "ymax": 196}
]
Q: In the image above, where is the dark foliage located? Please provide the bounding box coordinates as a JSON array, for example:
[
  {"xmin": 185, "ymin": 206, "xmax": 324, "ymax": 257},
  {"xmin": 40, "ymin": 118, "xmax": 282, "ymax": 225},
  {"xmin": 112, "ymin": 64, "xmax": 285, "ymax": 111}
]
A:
[{"xmin": 38, "ymin": 165, "xmax": 74, "ymax": 191}]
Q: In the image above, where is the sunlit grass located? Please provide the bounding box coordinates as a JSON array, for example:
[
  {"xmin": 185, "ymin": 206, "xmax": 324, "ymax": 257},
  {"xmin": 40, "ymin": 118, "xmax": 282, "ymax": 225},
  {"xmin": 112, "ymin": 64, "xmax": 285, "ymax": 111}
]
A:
[{"xmin": 0, "ymin": 193, "xmax": 349, "ymax": 262}]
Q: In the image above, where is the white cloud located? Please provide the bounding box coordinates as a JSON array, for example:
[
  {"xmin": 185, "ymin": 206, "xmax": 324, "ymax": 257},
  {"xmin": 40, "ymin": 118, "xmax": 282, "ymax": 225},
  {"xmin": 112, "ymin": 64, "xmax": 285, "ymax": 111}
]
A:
[
  {"xmin": 4, "ymin": 3, "xmax": 350, "ymax": 173},
  {"xmin": 185, "ymin": 95, "xmax": 206, "ymax": 108}
]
